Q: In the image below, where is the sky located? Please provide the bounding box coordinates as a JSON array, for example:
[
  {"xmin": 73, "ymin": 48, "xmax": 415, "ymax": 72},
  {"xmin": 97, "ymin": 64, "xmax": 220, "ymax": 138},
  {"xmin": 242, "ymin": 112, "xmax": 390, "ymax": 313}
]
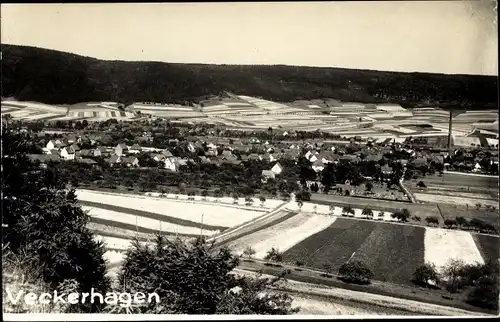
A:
[{"xmin": 1, "ymin": 1, "xmax": 498, "ymax": 75}]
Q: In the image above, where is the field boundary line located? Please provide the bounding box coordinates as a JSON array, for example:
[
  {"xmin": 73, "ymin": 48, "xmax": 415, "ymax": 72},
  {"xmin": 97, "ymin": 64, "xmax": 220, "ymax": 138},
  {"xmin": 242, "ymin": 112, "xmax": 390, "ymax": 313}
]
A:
[{"xmin": 207, "ymin": 200, "xmax": 292, "ymax": 243}]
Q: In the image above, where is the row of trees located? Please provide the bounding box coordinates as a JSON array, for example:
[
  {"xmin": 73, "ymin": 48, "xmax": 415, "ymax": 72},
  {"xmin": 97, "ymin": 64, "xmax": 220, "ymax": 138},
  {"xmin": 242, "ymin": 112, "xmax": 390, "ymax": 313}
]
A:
[{"xmin": 412, "ymin": 259, "xmax": 499, "ymax": 310}]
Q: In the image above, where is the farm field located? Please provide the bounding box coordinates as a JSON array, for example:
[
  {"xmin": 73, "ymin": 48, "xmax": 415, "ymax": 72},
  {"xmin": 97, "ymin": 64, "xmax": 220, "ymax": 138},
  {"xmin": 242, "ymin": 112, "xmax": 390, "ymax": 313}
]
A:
[
  {"xmin": 473, "ymin": 234, "xmax": 500, "ymax": 263},
  {"xmin": 413, "ymin": 193, "xmax": 498, "ymax": 208},
  {"xmin": 408, "ymin": 173, "xmax": 499, "ymax": 190},
  {"xmin": 310, "ymin": 193, "xmax": 441, "ymax": 218},
  {"xmin": 82, "ymin": 206, "xmax": 220, "ymax": 236},
  {"xmin": 226, "ymin": 212, "xmax": 338, "ymax": 258},
  {"xmin": 76, "ymin": 189, "xmax": 266, "ymax": 228},
  {"xmin": 424, "ymin": 228, "xmax": 485, "ymax": 274},
  {"xmin": 281, "ymin": 218, "xmax": 496, "ymax": 286},
  {"xmin": 283, "ymin": 218, "xmax": 425, "ymax": 285}
]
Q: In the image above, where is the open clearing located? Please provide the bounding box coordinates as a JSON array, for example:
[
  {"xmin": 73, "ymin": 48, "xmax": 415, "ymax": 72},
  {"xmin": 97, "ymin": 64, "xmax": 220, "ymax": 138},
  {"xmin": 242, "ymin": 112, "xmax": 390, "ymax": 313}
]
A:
[
  {"xmin": 76, "ymin": 189, "xmax": 265, "ymax": 227},
  {"xmin": 226, "ymin": 212, "xmax": 337, "ymax": 258},
  {"xmin": 283, "ymin": 218, "xmax": 425, "ymax": 285},
  {"xmin": 424, "ymin": 228, "xmax": 485, "ymax": 273}
]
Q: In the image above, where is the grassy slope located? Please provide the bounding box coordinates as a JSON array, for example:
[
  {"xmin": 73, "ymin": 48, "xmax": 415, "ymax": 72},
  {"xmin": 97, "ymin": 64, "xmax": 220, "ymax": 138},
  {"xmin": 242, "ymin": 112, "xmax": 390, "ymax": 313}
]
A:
[{"xmin": 2, "ymin": 44, "xmax": 497, "ymax": 108}]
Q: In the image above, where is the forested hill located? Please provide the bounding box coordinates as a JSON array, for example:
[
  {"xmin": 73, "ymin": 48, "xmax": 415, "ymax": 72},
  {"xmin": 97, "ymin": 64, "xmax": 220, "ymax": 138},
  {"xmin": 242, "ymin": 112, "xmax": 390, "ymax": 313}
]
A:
[{"xmin": 2, "ymin": 44, "xmax": 497, "ymax": 109}]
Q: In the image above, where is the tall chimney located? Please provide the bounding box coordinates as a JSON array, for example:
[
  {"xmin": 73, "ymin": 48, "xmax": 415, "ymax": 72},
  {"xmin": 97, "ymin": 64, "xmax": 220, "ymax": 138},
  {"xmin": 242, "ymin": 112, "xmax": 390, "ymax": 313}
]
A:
[{"xmin": 447, "ymin": 110, "xmax": 453, "ymax": 152}]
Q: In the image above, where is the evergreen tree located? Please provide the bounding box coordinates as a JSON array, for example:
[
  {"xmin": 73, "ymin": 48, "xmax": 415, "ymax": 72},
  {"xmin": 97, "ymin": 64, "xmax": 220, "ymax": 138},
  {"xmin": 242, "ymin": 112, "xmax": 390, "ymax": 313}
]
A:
[{"xmin": 1, "ymin": 125, "xmax": 110, "ymax": 312}]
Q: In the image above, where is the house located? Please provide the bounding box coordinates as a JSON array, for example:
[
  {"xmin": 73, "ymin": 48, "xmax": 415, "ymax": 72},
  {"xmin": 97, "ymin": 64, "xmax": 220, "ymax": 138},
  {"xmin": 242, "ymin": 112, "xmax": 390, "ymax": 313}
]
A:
[
  {"xmin": 473, "ymin": 162, "xmax": 482, "ymax": 172},
  {"xmin": 270, "ymin": 162, "xmax": 283, "ymax": 175},
  {"xmin": 108, "ymin": 154, "xmax": 121, "ymax": 166},
  {"xmin": 312, "ymin": 159, "xmax": 325, "ymax": 172},
  {"xmin": 381, "ymin": 165, "xmax": 393, "ymax": 175},
  {"xmin": 491, "ymin": 156, "xmax": 499, "ymax": 165},
  {"xmin": 261, "ymin": 170, "xmax": 276, "ymax": 183},
  {"xmin": 308, "ymin": 153, "xmax": 319, "ymax": 163},
  {"xmin": 78, "ymin": 149, "xmax": 91, "ymax": 158},
  {"xmin": 78, "ymin": 158, "xmax": 98, "ymax": 167},
  {"xmin": 92, "ymin": 148, "xmax": 102, "ymax": 157},
  {"xmin": 162, "ymin": 150, "xmax": 174, "ymax": 158},
  {"xmin": 413, "ymin": 157, "xmax": 428, "ymax": 168},
  {"xmin": 247, "ymin": 153, "xmax": 260, "ymax": 161},
  {"xmin": 122, "ymin": 156, "xmax": 140, "ymax": 167},
  {"xmin": 187, "ymin": 142, "xmax": 197, "ymax": 153},
  {"xmin": 129, "ymin": 144, "xmax": 142, "ymax": 154},
  {"xmin": 70, "ymin": 144, "xmax": 80, "ymax": 152},
  {"xmin": 221, "ymin": 150, "xmax": 232, "ymax": 158},
  {"xmin": 164, "ymin": 158, "xmax": 177, "ymax": 172},
  {"xmin": 115, "ymin": 143, "xmax": 128, "ymax": 156},
  {"xmin": 60, "ymin": 147, "xmax": 76, "ymax": 160},
  {"xmin": 46, "ymin": 140, "xmax": 58, "ymax": 150},
  {"xmin": 49, "ymin": 149, "xmax": 60, "ymax": 156},
  {"xmin": 153, "ymin": 154, "xmax": 166, "ymax": 162}
]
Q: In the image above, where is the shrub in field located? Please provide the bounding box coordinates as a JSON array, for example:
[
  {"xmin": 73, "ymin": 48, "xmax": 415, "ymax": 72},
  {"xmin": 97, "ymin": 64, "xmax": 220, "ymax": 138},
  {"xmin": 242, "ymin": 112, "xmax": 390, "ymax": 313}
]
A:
[
  {"xmin": 444, "ymin": 219, "xmax": 456, "ymax": 229},
  {"xmin": 391, "ymin": 209, "xmax": 410, "ymax": 222},
  {"xmin": 441, "ymin": 258, "xmax": 466, "ymax": 293},
  {"xmin": 365, "ymin": 182, "xmax": 373, "ymax": 192},
  {"xmin": 362, "ymin": 207, "xmax": 373, "ymax": 219},
  {"xmin": 243, "ymin": 246, "xmax": 256, "ymax": 259},
  {"xmin": 264, "ymin": 248, "xmax": 283, "ymax": 263},
  {"xmin": 342, "ymin": 205, "xmax": 355, "ymax": 217},
  {"xmin": 412, "ymin": 263, "xmax": 440, "ymax": 288},
  {"xmin": 116, "ymin": 236, "xmax": 298, "ymax": 314},
  {"xmin": 201, "ymin": 190, "xmax": 208, "ymax": 201},
  {"xmin": 467, "ymin": 275, "xmax": 499, "ymax": 310},
  {"xmin": 259, "ymin": 196, "xmax": 266, "ymax": 207},
  {"xmin": 296, "ymin": 200, "xmax": 303, "ymax": 209},
  {"xmin": 469, "ymin": 218, "xmax": 485, "ymax": 232},
  {"xmin": 329, "ymin": 205, "xmax": 335, "ymax": 215},
  {"xmin": 338, "ymin": 260, "xmax": 374, "ymax": 285},
  {"xmin": 245, "ymin": 196, "xmax": 254, "ymax": 206},
  {"xmin": 425, "ymin": 216, "xmax": 439, "ymax": 226},
  {"xmin": 455, "ymin": 216, "xmax": 468, "ymax": 229},
  {"xmin": 411, "ymin": 215, "xmax": 421, "ymax": 222},
  {"xmin": 377, "ymin": 211, "xmax": 385, "ymax": 220},
  {"xmin": 295, "ymin": 260, "xmax": 304, "ymax": 267},
  {"xmin": 416, "ymin": 181, "xmax": 426, "ymax": 188}
]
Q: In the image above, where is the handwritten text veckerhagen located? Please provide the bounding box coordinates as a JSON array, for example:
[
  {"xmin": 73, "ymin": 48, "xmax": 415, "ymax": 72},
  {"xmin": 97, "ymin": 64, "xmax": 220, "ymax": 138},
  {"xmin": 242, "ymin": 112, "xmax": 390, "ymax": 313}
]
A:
[{"xmin": 5, "ymin": 288, "xmax": 160, "ymax": 308}]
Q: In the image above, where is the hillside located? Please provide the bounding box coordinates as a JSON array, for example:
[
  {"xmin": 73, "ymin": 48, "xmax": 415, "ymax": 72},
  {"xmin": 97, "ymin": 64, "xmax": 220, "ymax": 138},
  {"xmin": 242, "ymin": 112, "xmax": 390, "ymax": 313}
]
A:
[{"xmin": 1, "ymin": 44, "xmax": 497, "ymax": 108}]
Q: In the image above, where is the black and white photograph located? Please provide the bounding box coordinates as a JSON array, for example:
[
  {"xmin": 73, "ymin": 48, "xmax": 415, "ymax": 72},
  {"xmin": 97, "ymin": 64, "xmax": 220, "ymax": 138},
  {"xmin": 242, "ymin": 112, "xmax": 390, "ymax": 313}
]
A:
[{"xmin": 1, "ymin": 1, "xmax": 498, "ymax": 319}]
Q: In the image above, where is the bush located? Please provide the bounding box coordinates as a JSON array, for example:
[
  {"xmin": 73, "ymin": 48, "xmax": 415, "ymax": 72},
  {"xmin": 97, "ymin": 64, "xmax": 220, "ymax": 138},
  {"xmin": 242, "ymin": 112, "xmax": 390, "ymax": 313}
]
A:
[
  {"xmin": 416, "ymin": 181, "xmax": 426, "ymax": 188},
  {"xmin": 467, "ymin": 275, "xmax": 499, "ymax": 310},
  {"xmin": 444, "ymin": 219, "xmax": 456, "ymax": 229},
  {"xmin": 425, "ymin": 216, "xmax": 439, "ymax": 226},
  {"xmin": 342, "ymin": 205, "xmax": 355, "ymax": 216},
  {"xmin": 338, "ymin": 260, "xmax": 374, "ymax": 285},
  {"xmin": 264, "ymin": 248, "xmax": 283, "ymax": 263},
  {"xmin": 412, "ymin": 263, "xmax": 440, "ymax": 288},
  {"xmin": 243, "ymin": 246, "xmax": 256, "ymax": 259},
  {"xmin": 361, "ymin": 207, "xmax": 373, "ymax": 219}
]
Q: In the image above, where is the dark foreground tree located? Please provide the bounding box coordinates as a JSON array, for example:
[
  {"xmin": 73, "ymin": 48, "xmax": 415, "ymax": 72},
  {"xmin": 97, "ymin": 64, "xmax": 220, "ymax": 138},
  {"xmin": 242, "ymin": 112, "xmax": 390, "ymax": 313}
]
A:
[
  {"xmin": 116, "ymin": 236, "xmax": 299, "ymax": 314},
  {"xmin": 1, "ymin": 126, "xmax": 109, "ymax": 312},
  {"xmin": 338, "ymin": 260, "xmax": 374, "ymax": 285}
]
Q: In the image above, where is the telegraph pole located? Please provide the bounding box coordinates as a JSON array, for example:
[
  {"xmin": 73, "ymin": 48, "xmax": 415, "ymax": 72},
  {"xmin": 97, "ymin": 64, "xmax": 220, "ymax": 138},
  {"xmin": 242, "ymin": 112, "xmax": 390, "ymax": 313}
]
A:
[{"xmin": 200, "ymin": 213, "xmax": 204, "ymax": 238}]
